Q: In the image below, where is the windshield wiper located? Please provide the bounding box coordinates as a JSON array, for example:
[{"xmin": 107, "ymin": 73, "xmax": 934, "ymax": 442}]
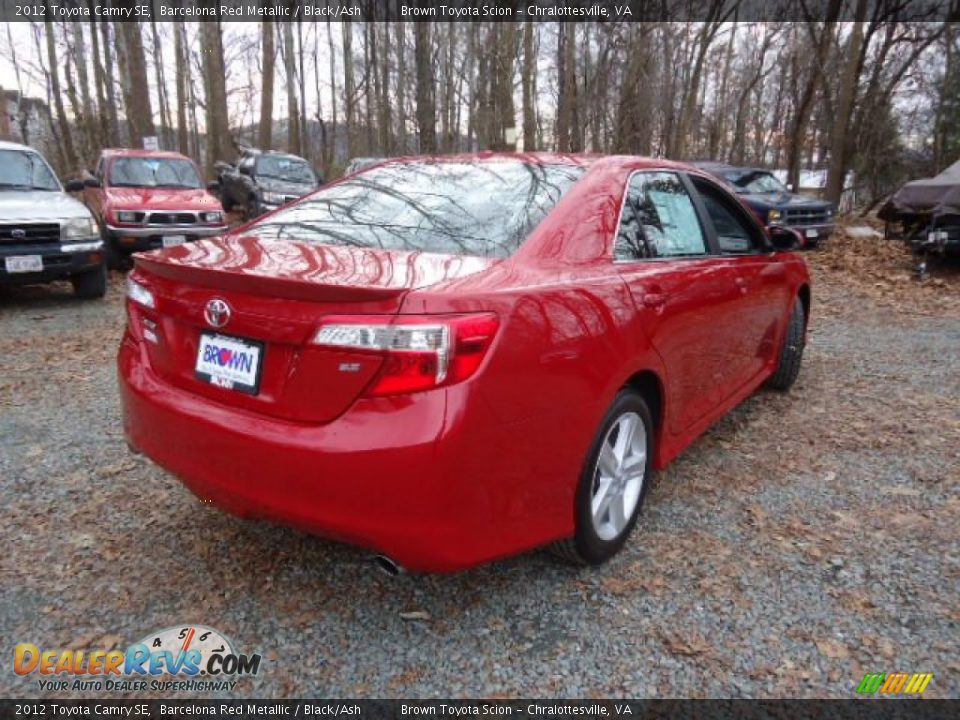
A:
[{"xmin": 0, "ymin": 182, "xmax": 32, "ymax": 190}]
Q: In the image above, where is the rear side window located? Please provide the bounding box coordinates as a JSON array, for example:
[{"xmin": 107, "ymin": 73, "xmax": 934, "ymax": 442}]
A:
[
  {"xmin": 615, "ymin": 171, "xmax": 707, "ymax": 260},
  {"xmin": 248, "ymin": 160, "xmax": 585, "ymax": 259}
]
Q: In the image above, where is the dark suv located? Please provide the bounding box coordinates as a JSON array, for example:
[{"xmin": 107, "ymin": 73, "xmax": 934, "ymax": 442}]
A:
[
  {"xmin": 694, "ymin": 162, "xmax": 835, "ymax": 247},
  {"xmin": 216, "ymin": 150, "xmax": 321, "ymax": 219}
]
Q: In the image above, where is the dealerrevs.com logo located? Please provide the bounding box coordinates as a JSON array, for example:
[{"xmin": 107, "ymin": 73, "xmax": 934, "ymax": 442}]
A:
[{"xmin": 14, "ymin": 625, "xmax": 263, "ymax": 693}]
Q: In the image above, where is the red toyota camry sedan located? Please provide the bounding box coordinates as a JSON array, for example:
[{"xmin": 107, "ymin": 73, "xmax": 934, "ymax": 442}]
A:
[{"xmin": 119, "ymin": 154, "xmax": 810, "ymax": 572}]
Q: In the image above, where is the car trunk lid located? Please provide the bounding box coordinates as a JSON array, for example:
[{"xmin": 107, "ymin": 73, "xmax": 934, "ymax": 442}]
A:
[{"xmin": 132, "ymin": 235, "xmax": 498, "ymax": 423}]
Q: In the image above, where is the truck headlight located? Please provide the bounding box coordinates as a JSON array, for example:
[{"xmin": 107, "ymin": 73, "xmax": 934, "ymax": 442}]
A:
[
  {"xmin": 200, "ymin": 211, "xmax": 223, "ymax": 224},
  {"xmin": 62, "ymin": 217, "xmax": 98, "ymax": 240},
  {"xmin": 767, "ymin": 209, "xmax": 782, "ymax": 224},
  {"xmin": 262, "ymin": 192, "xmax": 285, "ymax": 205}
]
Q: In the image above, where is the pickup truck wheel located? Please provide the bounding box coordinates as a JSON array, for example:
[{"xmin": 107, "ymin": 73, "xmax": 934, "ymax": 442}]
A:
[
  {"xmin": 766, "ymin": 299, "xmax": 805, "ymax": 391},
  {"xmin": 551, "ymin": 390, "xmax": 653, "ymax": 566},
  {"xmin": 71, "ymin": 264, "xmax": 107, "ymax": 300}
]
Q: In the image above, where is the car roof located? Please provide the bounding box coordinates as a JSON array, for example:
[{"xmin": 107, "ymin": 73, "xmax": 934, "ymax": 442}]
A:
[
  {"xmin": 355, "ymin": 152, "xmax": 695, "ymax": 171},
  {"xmin": 0, "ymin": 139, "xmax": 40, "ymax": 153},
  {"xmin": 101, "ymin": 148, "xmax": 193, "ymax": 161}
]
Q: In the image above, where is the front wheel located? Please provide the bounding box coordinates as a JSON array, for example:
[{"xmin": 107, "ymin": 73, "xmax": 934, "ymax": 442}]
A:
[
  {"xmin": 71, "ymin": 264, "xmax": 107, "ymax": 300},
  {"xmin": 551, "ymin": 390, "xmax": 653, "ymax": 566}
]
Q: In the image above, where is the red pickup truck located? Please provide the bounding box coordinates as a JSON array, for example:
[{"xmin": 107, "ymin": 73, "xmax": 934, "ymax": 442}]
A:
[{"xmin": 83, "ymin": 149, "xmax": 227, "ymax": 268}]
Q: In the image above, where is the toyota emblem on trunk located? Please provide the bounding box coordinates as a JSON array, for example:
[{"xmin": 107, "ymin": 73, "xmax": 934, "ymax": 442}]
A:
[
  {"xmin": 204, "ymin": 298, "xmax": 231, "ymax": 328},
  {"xmin": 11, "ymin": 229, "xmax": 25, "ymax": 240}
]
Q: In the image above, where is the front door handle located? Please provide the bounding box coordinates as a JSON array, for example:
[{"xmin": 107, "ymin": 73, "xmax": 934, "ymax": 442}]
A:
[
  {"xmin": 642, "ymin": 292, "xmax": 667, "ymax": 309},
  {"xmin": 735, "ymin": 277, "xmax": 748, "ymax": 295}
]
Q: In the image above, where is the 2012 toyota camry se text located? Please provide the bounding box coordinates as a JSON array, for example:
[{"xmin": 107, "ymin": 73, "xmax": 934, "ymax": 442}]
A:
[{"xmin": 118, "ymin": 154, "xmax": 810, "ymax": 572}]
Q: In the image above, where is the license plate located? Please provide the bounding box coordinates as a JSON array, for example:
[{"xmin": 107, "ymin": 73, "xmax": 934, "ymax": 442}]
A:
[
  {"xmin": 195, "ymin": 333, "xmax": 264, "ymax": 395},
  {"xmin": 804, "ymin": 228, "xmax": 819, "ymax": 239},
  {"xmin": 4, "ymin": 255, "xmax": 43, "ymax": 273},
  {"xmin": 163, "ymin": 235, "xmax": 187, "ymax": 248}
]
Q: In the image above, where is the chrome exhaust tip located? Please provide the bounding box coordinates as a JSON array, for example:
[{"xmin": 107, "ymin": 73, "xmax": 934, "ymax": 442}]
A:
[{"xmin": 373, "ymin": 554, "xmax": 404, "ymax": 577}]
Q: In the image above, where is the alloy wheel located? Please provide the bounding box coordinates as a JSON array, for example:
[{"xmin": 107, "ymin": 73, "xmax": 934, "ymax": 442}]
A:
[{"xmin": 590, "ymin": 411, "xmax": 647, "ymax": 541}]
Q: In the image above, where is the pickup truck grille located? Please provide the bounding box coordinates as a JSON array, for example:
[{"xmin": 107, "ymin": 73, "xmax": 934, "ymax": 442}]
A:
[
  {"xmin": 783, "ymin": 208, "xmax": 830, "ymax": 226},
  {"xmin": 148, "ymin": 212, "xmax": 197, "ymax": 225},
  {"xmin": 0, "ymin": 222, "xmax": 61, "ymax": 244}
]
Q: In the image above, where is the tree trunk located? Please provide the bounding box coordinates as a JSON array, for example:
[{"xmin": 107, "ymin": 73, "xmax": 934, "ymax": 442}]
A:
[
  {"xmin": 87, "ymin": 8, "xmax": 109, "ymax": 150},
  {"xmin": 787, "ymin": 0, "xmax": 842, "ymax": 188},
  {"xmin": 99, "ymin": 17, "xmax": 120, "ymax": 146},
  {"xmin": 326, "ymin": 18, "xmax": 338, "ymax": 169},
  {"xmin": 282, "ymin": 19, "xmax": 300, "ymax": 155},
  {"xmin": 42, "ymin": 15, "xmax": 77, "ymax": 170},
  {"xmin": 414, "ymin": 22, "xmax": 436, "ymax": 153},
  {"xmin": 521, "ymin": 21, "xmax": 536, "ymax": 151},
  {"xmin": 259, "ymin": 19, "xmax": 275, "ymax": 150},
  {"xmin": 200, "ymin": 19, "xmax": 230, "ymax": 177},
  {"xmin": 298, "ymin": 17, "xmax": 308, "ymax": 159},
  {"xmin": 342, "ymin": 19, "xmax": 357, "ymax": 157},
  {"xmin": 825, "ymin": 1, "xmax": 868, "ymax": 207},
  {"xmin": 173, "ymin": 21, "xmax": 189, "ymax": 156},
  {"xmin": 116, "ymin": 21, "xmax": 155, "ymax": 146},
  {"xmin": 150, "ymin": 15, "xmax": 172, "ymax": 149},
  {"xmin": 395, "ymin": 22, "xmax": 407, "ymax": 154}
]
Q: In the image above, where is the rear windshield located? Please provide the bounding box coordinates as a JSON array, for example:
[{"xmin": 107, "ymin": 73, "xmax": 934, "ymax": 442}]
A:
[{"xmin": 247, "ymin": 160, "xmax": 585, "ymax": 258}]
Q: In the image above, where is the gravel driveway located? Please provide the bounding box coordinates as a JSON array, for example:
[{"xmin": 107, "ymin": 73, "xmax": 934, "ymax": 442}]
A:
[{"xmin": 1, "ymin": 245, "xmax": 958, "ymax": 699}]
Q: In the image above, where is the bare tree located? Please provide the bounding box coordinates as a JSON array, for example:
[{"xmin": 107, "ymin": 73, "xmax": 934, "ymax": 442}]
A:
[
  {"xmin": 259, "ymin": 19, "xmax": 275, "ymax": 150},
  {"xmin": 42, "ymin": 15, "xmax": 77, "ymax": 170},
  {"xmin": 115, "ymin": 21, "xmax": 155, "ymax": 146},
  {"xmin": 414, "ymin": 21, "xmax": 436, "ymax": 153}
]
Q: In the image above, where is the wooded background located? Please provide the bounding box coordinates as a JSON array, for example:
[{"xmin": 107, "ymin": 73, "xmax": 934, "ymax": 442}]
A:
[{"xmin": 2, "ymin": 2, "xmax": 959, "ymax": 210}]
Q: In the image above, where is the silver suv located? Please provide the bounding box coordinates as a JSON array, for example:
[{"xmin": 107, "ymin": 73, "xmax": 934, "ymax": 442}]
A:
[{"xmin": 0, "ymin": 140, "xmax": 106, "ymax": 299}]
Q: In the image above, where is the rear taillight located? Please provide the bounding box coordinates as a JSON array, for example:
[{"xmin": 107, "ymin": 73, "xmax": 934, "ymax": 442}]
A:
[
  {"xmin": 126, "ymin": 277, "xmax": 155, "ymax": 309},
  {"xmin": 311, "ymin": 313, "xmax": 500, "ymax": 396}
]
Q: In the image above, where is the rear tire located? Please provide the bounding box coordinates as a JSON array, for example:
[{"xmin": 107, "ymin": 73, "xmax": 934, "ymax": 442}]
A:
[
  {"xmin": 551, "ymin": 390, "xmax": 653, "ymax": 566},
  {"xmin": 766, "ymin": 299, "xmax": 805, "ymax": 391},
  {"xmin": 71, "ymin": 264, "xmax": 107, "ymax": 300}
]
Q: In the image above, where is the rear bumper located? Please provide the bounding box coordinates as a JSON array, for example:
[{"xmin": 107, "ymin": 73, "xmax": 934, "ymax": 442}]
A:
[
  {"xmin": 0, "ymin": 242, "xmax": 104, "ymax": 285},
  {"xmin": 105, "ymin": 225, "xmax": 227, "ymax": 253},
  {"xmin": 118, "ymin": 332, "xmax": 561, "ymax": 571}
]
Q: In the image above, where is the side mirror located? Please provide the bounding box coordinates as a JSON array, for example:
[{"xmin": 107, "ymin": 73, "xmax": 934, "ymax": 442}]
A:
[
  {"xmin": 207, "ymin": 181, "xmax": 220, "ymax": 193},
  {"xmin": 64, "ymin": 179, "xmax": 84, "ymax": 192},
  {"xmin": 769, "ymin": 226, "xmax": 801, "ymax": 251},
  {"xmin": 83, "ymin": 176, "xmax": 102, "ymax": 188}
]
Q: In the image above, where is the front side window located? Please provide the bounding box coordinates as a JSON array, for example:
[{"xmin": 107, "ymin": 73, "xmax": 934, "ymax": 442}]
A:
[
  {"xmin": 109, "ymin": 157, "xmax": 201, "ymax": 189},
  {"xmin": 694, "ymin": 180, "xmax": 766, "ymax": 254},
  {"xmin": 615, "ymin": 172, "xmax": 707, "ymax": 260},
  {"xmin": 248, "ymin": 160, "xmax": 584, "ymax": 259},
  {"xmin": 0, "ymin": 150, "xmax": 60, "ymax": 191}
]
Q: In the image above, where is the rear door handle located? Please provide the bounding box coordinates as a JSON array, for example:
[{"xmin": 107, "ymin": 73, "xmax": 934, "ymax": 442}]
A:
[{"xmin": 735, "ymin": 277, "xmax": 748, "ymax": 294}]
